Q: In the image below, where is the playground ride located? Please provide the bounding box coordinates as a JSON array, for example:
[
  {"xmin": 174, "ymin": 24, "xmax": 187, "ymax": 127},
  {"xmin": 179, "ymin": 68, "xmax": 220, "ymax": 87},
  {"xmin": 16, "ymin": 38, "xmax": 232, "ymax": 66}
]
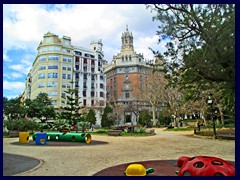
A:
[
  {"xmin": 176, "ymin": 156, "xmax": 235, "ymax": 176},
  {"xmin": 19, "ymin": 132, "xmax": 30, "ymax": 143},
  {"xmin": 32, "ymin": 132, "xmax": 92, "ymax": 144},
  {"xmin": 124, "ymin": 164, "xmax": 154, "ymax": 176}
]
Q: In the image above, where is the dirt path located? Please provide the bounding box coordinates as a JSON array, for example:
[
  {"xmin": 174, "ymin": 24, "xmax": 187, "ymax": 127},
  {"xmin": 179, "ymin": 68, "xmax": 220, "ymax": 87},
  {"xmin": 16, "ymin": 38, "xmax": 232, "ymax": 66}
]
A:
[{"xmin": 3, "ymin": 128, "xmax": 235, "ymax": 176}]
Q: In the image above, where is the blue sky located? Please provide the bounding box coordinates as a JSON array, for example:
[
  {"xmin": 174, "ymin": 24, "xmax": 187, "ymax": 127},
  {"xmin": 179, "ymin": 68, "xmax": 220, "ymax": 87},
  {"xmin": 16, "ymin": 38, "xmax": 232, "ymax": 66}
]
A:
[{"xmin": 3, "ymin": 4, "xmax": 167, "ymax": 100}]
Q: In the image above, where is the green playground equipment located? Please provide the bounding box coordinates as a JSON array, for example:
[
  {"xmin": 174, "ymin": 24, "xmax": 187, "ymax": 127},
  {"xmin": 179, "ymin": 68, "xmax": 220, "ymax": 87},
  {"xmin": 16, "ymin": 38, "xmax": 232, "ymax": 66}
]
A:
[{"xmin": 32, "ymin": 132, "xmax": 92, "ymax": 144}]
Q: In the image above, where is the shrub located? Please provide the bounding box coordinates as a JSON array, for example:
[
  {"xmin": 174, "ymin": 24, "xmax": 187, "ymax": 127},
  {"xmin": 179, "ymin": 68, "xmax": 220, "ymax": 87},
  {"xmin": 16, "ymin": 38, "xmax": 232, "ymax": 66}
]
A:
[{"xmin": 134, "ymin": 127, "xmax": 146, "ymax": 133}]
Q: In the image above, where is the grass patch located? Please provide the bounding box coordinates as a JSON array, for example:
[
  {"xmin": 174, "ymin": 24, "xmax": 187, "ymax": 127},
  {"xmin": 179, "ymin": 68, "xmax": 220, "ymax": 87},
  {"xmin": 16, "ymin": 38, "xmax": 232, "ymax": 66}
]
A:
[
  {"xmin": 120, "ymin": 131, "xmax": 152, "ymax": 136},
  {"xmin": 164, "ymin": 127, "xmax": 195, "ymax": 131}
]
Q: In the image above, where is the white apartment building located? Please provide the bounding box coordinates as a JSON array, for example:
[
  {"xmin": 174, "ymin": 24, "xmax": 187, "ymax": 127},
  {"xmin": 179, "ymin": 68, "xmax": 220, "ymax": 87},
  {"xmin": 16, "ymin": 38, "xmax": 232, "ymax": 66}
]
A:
[{"xmin": 22, "ymin": 32, "xmax": 106, "ymax": 125}]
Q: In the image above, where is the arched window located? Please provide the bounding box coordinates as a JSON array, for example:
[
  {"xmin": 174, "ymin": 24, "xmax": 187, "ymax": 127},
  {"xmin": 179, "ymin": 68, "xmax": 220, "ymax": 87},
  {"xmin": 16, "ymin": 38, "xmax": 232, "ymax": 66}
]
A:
[
  {"xmin": 122, "ymin": 55, "xmax": 124, "ymax": 61},
  {"xmin": 129, "ymin": 55, "xmax": 132, "ymax": 61},
  {"xmin": 125, "ymin": 55, "xmax": 128, "ymax": 61}
]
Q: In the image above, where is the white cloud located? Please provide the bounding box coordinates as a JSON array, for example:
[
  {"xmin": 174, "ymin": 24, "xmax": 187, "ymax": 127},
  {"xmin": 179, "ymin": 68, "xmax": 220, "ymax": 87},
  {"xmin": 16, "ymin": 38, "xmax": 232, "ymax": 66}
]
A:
[
  {"xmin": 3, "ymin": 53, "xmax": 12, "ymax": 62},
  {"xmin": 3, "ymin": 81, "xmax": 25, "ymax": 92},
  {"xmin": 9, "ymin": 64, "xmax": 25, "ymax": 72},
  {"xmin": 11, "ymin": 72, "xmax": 24, "ymax": 79}
]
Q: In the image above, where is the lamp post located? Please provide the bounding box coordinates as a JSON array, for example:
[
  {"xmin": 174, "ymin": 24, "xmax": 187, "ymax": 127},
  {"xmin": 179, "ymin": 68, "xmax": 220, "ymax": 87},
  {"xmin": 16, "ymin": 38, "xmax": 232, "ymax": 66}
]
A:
[{"xmin": 207, "ymin": 93, "xmax": 217, "ymax": 139}]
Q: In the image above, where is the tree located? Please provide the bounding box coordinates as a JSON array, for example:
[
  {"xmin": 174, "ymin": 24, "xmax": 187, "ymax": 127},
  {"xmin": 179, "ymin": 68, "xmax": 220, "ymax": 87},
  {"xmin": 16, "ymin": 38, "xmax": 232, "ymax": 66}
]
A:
[
  {"xmin": 101, "ymin": 105, "xmax": 114, "ymax": 128},
  {"xmin": 141, "ymin": 72, "xmax": 167, "ymax": 126},
  {"xmin": 147, "ymin": 4, "xmax": 235, "ymax": 121},
  {"xmin": 25, "ymin": 93, "xmax": 56, "ymax": 122},
  {"xmin": 139, "ymin": 109, "xmax": 152, "ymax": 126},
  {"xmin": 60, "ymin": 81, "xmax": 83, "ymax": 125},
  {"xmin": 3, "ymin": 97, "xmax": 25, "ymax": 120},
  {"xmin": 86, "ymin": 109, "xmax": 96, "ymax": 125}
]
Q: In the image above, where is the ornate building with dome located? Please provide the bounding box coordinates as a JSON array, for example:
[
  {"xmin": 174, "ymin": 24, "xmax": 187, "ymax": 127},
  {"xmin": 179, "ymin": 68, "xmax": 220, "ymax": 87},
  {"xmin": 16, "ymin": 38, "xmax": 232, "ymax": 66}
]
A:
[{"xmin": 104, "ymin": 26, "xmax": 161, "ymax": 125}]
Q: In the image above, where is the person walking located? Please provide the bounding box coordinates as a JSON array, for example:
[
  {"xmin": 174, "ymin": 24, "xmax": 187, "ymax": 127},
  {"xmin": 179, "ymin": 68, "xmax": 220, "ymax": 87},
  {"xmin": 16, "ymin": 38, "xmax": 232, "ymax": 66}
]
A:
[{"xmin": 91, "ymin": 124, "xmax": 95, "ymax": 131}]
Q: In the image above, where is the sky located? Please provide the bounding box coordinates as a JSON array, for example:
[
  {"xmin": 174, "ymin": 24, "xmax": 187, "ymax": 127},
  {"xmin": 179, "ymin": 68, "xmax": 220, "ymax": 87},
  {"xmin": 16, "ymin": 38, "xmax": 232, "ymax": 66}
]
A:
[{"xmin": 3, "ymin": 4, "xmax": 168, "ymax": 100}]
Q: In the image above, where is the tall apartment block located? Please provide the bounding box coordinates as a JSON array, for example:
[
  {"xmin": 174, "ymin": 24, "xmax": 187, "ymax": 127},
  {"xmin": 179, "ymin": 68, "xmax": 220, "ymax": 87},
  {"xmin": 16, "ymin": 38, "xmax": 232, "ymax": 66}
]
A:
[{"xmin": 21, "ymin": 32, "xmax": 106, "ymax": 125}]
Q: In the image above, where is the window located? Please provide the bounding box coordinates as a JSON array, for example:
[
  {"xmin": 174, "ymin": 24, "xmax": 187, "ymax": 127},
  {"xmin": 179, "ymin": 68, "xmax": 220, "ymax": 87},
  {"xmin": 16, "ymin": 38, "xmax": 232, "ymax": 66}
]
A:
[
  {"xmin": 62, "ymin": 66, "xmax": 67, "ymax": 70},
  {"xmin": 62, "ymin": 74, "xmax": 66, "ymax": 79},
  {"xmin": 91, "ymin": 91, "xmax": 94, "ymax": 97},
  {"xmin": 63, "ymin": 56, "xmax": 71, "ymax": 62},
  {"xmin": 45, "ymin": 37, "xmax": 51, "ymax": 43},
  {"xmin": 100, "ymin": 92, "xmax": 104, "ymax": 98},
  {"xmin": 48, "ymin": 91, "xmax": 57, "ymax": 96},
  {"xmin": 64, "ymin": 40, "xmax": 69, "ymax": 46},
  {"xmin": 125, "ymin": 92, "xmax": 130, "ymax": 98},
  {"xmin": 38, "ymin": 73, "xmax": 45, "ymax": 79},
  {"xmin": 75, "ymin": 81, "xmax": 79, "ymax": 88},
  {"xmin": 91, "ymin": 100, "xmax": 94, "ymax": 106},
  {"xmin": 68, "ymin": 58, "xmax": 72, "ymax": 62},
  {"xmin": 67, "ymin": 83, "xmax": 71, "ymax": 88},
  {"xmin": 39, "ymin": 66, "xmax": 46, "ymax": 70},
  {"xmin": 38, "ymin": 83, "xmax": 45, "ymax": 88},
  {"xmin": 100, "ymin": 83, "xmax": 104, "ymax": 89},
  {"xmin": 83, "ymin": 67, "xmax": 87, "ymax": 72},
  {"xmin": 84, "ymin": 58, "xmax": 88, "ymax": 64},
  {"xmin": 39, "ymin": 56, "xmax": 46, "ymax": 62},
  {"xmin": 122, "ymin": 55, "xmax": 124, "ymax": 61},
  {"xmin": 75, "ymin": 51, "xmax": 82, "ymax": 56},
  {"xmin": 48, "ymin": 73, "xmax": 58, "ymax": 78},
  {"xmin": 48, "ymin": 65, "xmax": 58, "ymax": 69},
  {"xmin": 75, "ymin": 73, "xmax": 79, "ymax": 78},
  {"xmin": 54, "ymin": 46, "xmax": 60, "ymax": 52},
  {"xmin": 91, "ymin": 83, "xmax": 94, "ymax": 89},
  {"xmin": 48, "ymin": 56, "xmax": 59, "ymax": 61},
  {"xmin": 47, "ymin": 82, "xmax": 58, "ymax": 88},
  {"xmin": 83, "ymin": 73, "xmax": 87, "ymax": 79},
  {"xmin": 83, "ymin": 99, "xmax": 86, "ymax": 106},
  {"xmin": 91, "ymin": 75, "xmax": 95, "ymax": 80},
  {"xmin": 76, "ymin": 65, "xmax": 79, "ymax": 70},
  {"xmin": 51, "ymin": 100, "xmax": 57, "ymax": 106},
  {"xmin": 42, "ymin": 47, "xmax": 47, "ymax": 52},
  {"xmin": 67, "ymin": 66, "xmax": 71, "ymax": 71},
  {"xmin": 100, "ymin": 75, "xmax": 104, "ymax": 80},
  {"xmin": 83, "ymin": 81, "xmax": 87, "ymax": 89},
  {"xmin": 75, "ymin": 56, "xmax": 79, "ymax": 62},
  {"xmin": 67, "ymin": 74, "xmax": 71, "ymax": 80},
  {"xmin": 83, "ymin": 91, "xmax": 86, "ymax": 97},
  {"xmin": 125, "ymin": 55, "xmax": 128, "ymax": 61},
  {"xmin": 129, "ymin": 55, "xmax": 132, "ymax": 61},
  {"xmin": 48, "ymin": 46, "xmax": 54, "ymax": 52},
  {"xmin": 61, "ymin": 100, "xmax": 65, "ymax": 106},
  {"xmin": 62, "ymin": 83, "xmax": 66, "ymax": 88}
]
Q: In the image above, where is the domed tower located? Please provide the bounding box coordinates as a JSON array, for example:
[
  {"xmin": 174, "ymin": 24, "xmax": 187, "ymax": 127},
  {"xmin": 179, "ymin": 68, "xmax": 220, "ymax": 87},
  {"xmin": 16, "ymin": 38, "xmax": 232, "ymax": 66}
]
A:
[
  {"xmin": 121, "ymin": 25, "xmax": 134, "ymax": 51},
  {"xmin": 90, "ymin": 39, "xmax": 103, "ymax": 53}
]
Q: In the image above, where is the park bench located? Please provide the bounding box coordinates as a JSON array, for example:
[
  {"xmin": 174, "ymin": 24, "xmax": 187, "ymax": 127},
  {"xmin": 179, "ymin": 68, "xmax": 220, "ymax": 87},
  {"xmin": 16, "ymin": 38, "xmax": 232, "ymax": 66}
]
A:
[
  {"xmin": 107, "ymin": 130, "xmax": 122, "ymax": 136},
  {"xmin": 217, "ymin": 131, "xmax": 235, "ymax": 140}
]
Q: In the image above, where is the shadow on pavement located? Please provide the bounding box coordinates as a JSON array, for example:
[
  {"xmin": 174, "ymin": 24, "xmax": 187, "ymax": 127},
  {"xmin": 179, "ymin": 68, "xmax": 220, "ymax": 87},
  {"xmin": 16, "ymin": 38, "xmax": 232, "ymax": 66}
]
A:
[{"xmin": 3, "ymin": 153, "xmax": 42, "ymax": 176}]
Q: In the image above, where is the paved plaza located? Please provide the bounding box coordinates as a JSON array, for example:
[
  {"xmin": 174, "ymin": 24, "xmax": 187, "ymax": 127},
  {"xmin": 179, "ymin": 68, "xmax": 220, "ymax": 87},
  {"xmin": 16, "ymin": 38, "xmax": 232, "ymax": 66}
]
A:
[{"xmin": 3, "ymin": 128, "xmax": 235, "ymax": 176}]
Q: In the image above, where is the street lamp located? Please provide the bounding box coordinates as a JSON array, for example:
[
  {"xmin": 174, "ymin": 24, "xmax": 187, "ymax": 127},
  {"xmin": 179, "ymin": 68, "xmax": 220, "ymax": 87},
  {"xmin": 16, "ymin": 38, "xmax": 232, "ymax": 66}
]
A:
[{"xmin": 207, "ymin": 93, "xmax": 217, "ymax": 139}]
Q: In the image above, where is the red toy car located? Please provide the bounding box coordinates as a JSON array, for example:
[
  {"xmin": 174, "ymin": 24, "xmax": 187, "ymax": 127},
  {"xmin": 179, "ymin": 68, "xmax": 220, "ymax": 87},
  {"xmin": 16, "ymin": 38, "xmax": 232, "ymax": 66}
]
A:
[{"xmin": 176, "ymin": 156, "xmax": 235, "ymax": 176}]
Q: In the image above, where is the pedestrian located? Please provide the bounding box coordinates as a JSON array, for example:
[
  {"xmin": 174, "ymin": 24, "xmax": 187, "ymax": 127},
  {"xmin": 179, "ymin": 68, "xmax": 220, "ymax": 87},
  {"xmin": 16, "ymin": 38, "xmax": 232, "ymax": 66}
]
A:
[
  {"xmin": 197, "ymin": 122, "xmax": 201, "ymax": 132},
  {"xmin": 91, "ymin": 124, "xmax": 95, "ymax": 131}
]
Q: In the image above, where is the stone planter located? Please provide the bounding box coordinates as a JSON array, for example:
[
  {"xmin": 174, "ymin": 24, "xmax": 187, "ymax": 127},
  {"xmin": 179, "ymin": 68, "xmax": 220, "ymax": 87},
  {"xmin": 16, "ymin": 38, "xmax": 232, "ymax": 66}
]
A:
[{"xmin": 8, "ymin": 130, "xmax": 20, "ymax": 137}]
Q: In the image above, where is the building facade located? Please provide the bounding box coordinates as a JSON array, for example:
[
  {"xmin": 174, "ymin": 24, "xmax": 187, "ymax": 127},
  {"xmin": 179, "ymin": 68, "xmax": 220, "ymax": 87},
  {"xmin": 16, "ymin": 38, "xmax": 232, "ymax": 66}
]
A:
[
  {"xmin": 22, "ymin": 32, "xmax": 106, "ymax": 125},
  {"xmin": 104, "ymin": 26, "xmax": 159, "ymax": 125}
]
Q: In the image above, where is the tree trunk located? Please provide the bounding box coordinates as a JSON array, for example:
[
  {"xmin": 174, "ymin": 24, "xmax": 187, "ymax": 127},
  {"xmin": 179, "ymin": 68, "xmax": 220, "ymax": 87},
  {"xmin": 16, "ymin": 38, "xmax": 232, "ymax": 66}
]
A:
[
  {"xmin": 152, "ymin": 105, "xmax": 156, "ymax": 126},
  {"xmin": 218, "ymin": 105, "xmax": 225, "ymax": 125}
]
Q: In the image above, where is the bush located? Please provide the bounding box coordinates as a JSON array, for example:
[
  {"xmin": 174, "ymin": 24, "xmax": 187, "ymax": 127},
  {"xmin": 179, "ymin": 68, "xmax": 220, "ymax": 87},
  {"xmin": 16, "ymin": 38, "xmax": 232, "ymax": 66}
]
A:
[
  {"xmin": 3, "ymin": 119, "xmax": 39, "ymax": 133},
  {"xmin": 134, "ymin": 127, "xmax": 146, "ymax": 133}
]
